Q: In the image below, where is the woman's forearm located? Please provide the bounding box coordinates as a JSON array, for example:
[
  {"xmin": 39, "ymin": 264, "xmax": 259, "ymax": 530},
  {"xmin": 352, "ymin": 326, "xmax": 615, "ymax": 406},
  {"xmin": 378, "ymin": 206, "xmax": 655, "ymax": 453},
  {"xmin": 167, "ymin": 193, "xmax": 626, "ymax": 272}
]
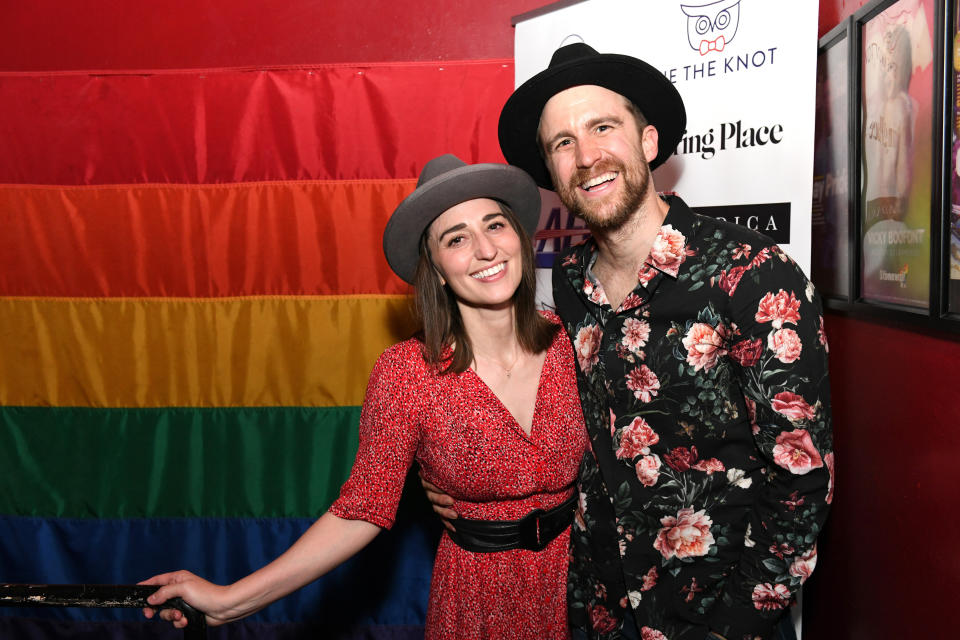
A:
[{"xmin": 221, "ymin": 513, "xmax": 381, "ymax": 620}]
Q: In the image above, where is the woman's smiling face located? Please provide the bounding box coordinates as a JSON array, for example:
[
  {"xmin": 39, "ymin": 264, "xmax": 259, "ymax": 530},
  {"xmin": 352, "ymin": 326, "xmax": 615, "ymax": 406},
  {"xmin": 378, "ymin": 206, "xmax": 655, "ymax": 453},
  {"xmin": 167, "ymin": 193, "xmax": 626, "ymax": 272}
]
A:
[{"xmin": 427, "ymin": 198, "xmax": 523, "ymax": 310}]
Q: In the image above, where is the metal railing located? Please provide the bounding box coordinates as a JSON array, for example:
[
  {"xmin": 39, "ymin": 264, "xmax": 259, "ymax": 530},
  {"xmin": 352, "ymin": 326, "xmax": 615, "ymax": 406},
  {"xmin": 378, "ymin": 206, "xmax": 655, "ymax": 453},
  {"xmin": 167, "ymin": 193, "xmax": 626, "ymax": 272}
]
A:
[{"xmin": 0, "ymin": 583, "xmax": 207, "ymax": 639}]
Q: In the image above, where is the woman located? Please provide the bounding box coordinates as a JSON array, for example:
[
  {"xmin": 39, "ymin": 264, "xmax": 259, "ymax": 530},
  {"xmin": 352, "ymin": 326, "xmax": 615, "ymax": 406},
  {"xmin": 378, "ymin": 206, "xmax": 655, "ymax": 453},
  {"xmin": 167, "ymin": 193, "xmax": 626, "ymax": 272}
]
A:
[{"xmin": 142, "ymin": 154, "xmax": 587, "ymax": 639}]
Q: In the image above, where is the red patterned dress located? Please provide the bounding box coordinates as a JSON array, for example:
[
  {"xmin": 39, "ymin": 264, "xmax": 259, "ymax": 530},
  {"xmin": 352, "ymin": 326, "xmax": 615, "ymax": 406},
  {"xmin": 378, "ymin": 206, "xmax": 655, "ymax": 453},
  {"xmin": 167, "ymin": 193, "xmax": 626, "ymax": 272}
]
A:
[{"xmin": 329, "ymin": 314, "xmax": 587, "ymax": 639}]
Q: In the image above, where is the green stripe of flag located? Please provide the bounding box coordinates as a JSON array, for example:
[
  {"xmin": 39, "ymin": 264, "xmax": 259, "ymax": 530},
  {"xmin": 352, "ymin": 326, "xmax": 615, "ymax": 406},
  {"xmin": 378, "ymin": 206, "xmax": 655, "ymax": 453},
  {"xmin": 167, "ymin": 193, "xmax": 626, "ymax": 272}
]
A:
[{"xmin": 0, "ymin": 406, "xmax": 363, "ymax": 519}]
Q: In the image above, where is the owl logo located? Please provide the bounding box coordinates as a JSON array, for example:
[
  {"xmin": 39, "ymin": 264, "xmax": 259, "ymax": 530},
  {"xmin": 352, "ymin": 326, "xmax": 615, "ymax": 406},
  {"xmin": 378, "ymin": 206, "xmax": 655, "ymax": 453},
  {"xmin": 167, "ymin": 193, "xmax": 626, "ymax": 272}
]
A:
[{"xmin": 681, "ymin": 0, "xmax": 742, "ymax": 56}]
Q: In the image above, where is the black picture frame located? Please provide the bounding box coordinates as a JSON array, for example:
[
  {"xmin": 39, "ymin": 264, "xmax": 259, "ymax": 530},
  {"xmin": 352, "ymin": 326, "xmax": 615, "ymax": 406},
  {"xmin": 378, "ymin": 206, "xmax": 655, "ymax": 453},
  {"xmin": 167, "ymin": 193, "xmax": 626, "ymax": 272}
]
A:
[
  {"xmin": 813, "ymin": 17, "xmax": 856, "ymax": 302},
  {"xmin": 824, "ymin": 0, "xmax": 960, "ymax": 335},
  {"xmin": 943, "ymin": 0, "xmax": 960, "ymax": 318}
]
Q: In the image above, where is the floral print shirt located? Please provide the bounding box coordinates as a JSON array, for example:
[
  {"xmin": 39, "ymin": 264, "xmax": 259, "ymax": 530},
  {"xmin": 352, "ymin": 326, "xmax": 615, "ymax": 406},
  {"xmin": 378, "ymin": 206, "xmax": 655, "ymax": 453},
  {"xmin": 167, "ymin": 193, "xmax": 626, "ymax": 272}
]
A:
[{"xmin": 554, "ymin": 196, "xmax": 834, "ymax": 640}]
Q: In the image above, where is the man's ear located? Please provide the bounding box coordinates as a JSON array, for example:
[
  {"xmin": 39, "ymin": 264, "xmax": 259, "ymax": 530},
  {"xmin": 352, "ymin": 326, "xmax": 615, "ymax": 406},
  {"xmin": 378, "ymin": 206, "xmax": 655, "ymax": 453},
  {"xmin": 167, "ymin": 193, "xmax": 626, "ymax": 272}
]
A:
[{"xmin": 641, "ymin": 125, "xmax": 660, "ymax": 164}]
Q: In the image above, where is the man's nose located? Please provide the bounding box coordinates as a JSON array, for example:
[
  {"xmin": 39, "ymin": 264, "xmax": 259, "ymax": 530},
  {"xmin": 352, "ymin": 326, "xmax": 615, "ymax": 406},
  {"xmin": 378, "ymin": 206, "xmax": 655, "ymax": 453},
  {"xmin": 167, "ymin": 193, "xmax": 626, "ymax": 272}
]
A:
[{"xmin": 576, "ymin": 138, "xmax": 602, "ymax": 168}]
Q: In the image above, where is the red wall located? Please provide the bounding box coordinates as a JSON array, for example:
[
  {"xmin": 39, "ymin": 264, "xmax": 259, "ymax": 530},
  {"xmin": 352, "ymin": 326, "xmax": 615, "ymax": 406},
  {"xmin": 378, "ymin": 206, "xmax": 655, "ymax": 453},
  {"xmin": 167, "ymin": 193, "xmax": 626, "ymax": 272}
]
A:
[
  {"xmin": 5, "ymin": 0, "xmax": 960, "ymax": 637},
  {"xmin": 0, "ymin": 0, "xmax": 547, "ymax": 70},
  {"xmin": 807, "ymin": 1, "xmax": 960, "ymax": 637}
]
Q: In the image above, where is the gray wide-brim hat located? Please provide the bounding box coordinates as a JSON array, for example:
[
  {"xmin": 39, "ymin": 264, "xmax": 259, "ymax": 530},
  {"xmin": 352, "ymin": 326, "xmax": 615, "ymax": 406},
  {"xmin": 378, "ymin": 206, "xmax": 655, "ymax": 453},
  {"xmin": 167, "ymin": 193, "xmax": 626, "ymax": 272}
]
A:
[
  {"xmin": 498, "ymin": 42, "xmax": 687, "ymax": 190},
  {"xmin": 383, "ymin": 154, "xmax": 541, "ymax": 284}
]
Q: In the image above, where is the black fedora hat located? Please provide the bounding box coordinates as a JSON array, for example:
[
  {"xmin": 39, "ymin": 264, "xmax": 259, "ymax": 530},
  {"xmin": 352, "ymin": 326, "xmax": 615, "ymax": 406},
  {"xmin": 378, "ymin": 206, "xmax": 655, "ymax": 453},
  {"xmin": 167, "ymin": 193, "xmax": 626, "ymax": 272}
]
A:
[
  {"xmin": 498, "ymin": 42, "xmax": 686, "ymax": 190},
  {"xmin": 383, "ymin": 154, "xmax": 541, "ymax": 284}
]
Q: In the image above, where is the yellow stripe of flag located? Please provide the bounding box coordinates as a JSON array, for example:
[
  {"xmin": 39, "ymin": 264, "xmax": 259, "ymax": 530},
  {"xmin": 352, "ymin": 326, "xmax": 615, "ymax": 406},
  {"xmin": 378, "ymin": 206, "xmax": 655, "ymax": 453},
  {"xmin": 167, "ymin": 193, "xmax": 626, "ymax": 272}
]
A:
[{"xmin": 0, "ymin": 296, "xmax": 417, "ymax": 408}]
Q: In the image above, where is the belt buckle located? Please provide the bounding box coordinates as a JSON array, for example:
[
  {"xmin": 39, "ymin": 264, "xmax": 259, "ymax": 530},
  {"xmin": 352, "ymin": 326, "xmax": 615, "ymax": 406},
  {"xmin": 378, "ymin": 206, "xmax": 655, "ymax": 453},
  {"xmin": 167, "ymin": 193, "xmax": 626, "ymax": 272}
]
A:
[{"xmin": 518, "ymin": 508, "xmax": 547, "ymax": 551}]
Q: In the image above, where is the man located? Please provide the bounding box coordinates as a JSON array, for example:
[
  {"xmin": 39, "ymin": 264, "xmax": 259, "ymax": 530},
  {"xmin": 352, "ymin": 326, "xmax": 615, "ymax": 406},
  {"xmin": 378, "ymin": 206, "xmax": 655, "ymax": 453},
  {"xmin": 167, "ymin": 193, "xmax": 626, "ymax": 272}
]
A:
[{"xmin": 428, "ymin": 43, "xmax": 834, "ymax": 640}]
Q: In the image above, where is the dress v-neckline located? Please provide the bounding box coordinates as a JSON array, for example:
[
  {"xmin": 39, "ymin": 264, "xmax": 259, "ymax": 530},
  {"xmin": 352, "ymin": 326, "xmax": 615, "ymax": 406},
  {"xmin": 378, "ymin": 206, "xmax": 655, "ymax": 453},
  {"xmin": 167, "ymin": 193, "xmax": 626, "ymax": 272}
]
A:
[{"xmin": 467, "ymin": 347, "xmax": 550, "ymax": 439}]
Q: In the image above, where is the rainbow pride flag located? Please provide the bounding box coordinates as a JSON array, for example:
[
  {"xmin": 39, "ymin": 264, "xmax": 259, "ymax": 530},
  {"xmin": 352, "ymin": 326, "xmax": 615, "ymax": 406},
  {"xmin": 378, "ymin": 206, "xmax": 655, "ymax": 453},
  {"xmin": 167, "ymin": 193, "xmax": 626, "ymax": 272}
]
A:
[{"xmin": 0, "ymin": 60, "xmax": 514, "ymax": 638}]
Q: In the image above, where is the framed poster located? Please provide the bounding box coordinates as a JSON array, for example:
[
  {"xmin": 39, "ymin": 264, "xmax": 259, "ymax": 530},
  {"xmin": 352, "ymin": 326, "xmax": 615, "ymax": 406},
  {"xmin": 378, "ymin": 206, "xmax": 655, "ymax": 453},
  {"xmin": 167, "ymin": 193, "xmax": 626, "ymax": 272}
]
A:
[
  {"xmin": 858, "ymin": 0, "xmax": 935, "ymax": 309},
  {"xmin": 948, "ymin": 0, "xmax": 960, "ymax": 314},
  {"xmin": 812, "ymin": 19, "xmax": 854, "ymax": 300}
]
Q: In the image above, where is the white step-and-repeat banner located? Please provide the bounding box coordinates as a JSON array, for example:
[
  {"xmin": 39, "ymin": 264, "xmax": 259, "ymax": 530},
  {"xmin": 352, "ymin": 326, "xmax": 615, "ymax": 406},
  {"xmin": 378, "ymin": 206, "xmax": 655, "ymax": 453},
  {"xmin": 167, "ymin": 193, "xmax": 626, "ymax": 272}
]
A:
[{"xmin": 519, "ymin": 0, "xmax": 819, "ymax": 292}]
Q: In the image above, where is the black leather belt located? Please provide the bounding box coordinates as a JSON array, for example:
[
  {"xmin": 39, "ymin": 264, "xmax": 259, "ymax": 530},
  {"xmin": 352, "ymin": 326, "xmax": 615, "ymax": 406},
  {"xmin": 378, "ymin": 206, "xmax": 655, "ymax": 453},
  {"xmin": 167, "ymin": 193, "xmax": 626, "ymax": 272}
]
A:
[{"xmin": 447, "ymin": 493, "xmax": 577, "ymax": 553}]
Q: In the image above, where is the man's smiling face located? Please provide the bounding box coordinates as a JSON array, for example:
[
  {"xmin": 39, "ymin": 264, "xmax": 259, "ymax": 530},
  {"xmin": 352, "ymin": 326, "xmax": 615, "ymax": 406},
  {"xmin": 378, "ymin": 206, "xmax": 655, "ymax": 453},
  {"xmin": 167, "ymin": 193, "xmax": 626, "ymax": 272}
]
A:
[{"xmin": 538, "ymin": 84, "xmax": 657, "ymax": 230}]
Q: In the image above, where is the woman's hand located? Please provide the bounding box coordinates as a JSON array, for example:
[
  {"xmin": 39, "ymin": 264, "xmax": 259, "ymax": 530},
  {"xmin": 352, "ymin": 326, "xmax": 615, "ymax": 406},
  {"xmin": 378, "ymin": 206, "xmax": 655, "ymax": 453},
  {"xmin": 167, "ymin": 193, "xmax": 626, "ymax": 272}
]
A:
[{"xmin": 140, "ymin": 570, "xmax": 236, "ymax": 628}]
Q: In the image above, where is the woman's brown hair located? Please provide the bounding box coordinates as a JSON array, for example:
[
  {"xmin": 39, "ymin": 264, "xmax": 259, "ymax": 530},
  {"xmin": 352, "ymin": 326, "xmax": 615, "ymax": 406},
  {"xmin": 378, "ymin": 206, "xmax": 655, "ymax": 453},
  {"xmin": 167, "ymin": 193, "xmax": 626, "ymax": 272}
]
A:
[{"xmin": 413, "ymin": 202, "xmax": 558, "ymax": 374}]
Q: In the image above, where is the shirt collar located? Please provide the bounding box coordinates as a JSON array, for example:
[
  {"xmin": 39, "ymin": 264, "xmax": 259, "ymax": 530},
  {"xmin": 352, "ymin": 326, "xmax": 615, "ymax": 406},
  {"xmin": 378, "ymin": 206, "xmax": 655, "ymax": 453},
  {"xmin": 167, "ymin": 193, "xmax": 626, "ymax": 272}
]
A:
[
  {"xmin": 639, "ymin": 194, "xmax": 696, "ymax": 281},
  {"xmin": 562, "ymin": 194, "xmax": 697, "ymax": 311}
]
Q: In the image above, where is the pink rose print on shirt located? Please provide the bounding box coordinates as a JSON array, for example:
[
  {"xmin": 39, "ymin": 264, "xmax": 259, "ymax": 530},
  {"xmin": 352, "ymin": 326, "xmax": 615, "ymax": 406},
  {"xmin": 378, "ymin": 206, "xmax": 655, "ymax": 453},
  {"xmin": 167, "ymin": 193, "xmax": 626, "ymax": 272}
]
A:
[
  {"xmin": 583, "ymin": 279, "xmax": 609, "ymax": 306},
  {"xmin": 648, "ymin": 224, "xmax": 687, "ymax": 276},
  {"xmin": 664, "ymin": 446, "xmax": 697, "ymax": 472},
  {"xmin": 653, "ymin": 508, "xmax": 715, "ymax": 560},
  {"xmin": 751, "ymin": 247, "xmax": 772, "ymax": 268},
  {"xmin": 755, "ymin": 290, "xmax": 802, "ymax": 328},
  {"xmin": 627, "ymin": 364, "xmax": 660, "ymax": 402},
  {"xmin": 664, "ymin": 446, "xmax": 723, "ymax": 474},
  {"xmin": 818, "ymin": 315, "xmax": 829, "ymax": 352},
  {"xmin": 730, "ymin": 338, "xmax": 763, "ymax": 367},
  {"xmin": 789, "ymin": 545, "xmax": 818, "ymax": 583},
  {"xmin": 575, "ymin": 323, "xmax": 603, "ymax": 374},
  {"xmin": 616, "ymin": 416, "xmax": 659, "ymax": 460},
  {"xmin": 824, "ymin": 452, "xmax": 835, "ymax": 504},
  {"xmin": 638, "ymin": 265, "xmax": 658, "ymax": 287},
  {"xmin": 752, "ymin": 582, "xmax": 791, "ymax": 611},
  {"xmin": 771, "ymin": 391, "xmax": 817, "ymax": 422},
  {"xmin": 574, "ymin": 490, "xmax": 588, "ymax": 531},
  {"xmin": 717, "ymin": 264, "xmax": 747, "ymax": 296},
  {"xmin": 620, "ymin": 292, "xmax": 644, "ymax": 312},
  {"xmin": 768, "ymin": 328, "xmax": 802, "ymax": 364},
  {"xmin": 588, "ymin": 604, "xmax": 618, "ymax": 633},
  {"xmin": 745, "ymin": 396, "xmax": 760, "ymax": 435},
  {"xmin": 636, "ymin": 454, "xmax": 662, "ymax": 487},
  {"xmin": 691, "ymin": 457, "xmax": 725, "ymax": 475},
  {"xmin": 773, "ymin": 428, "xmax": 824, "ymax": 474},
  {"xmin": 641, "ymin": 566, "xmax": 658, "ymax": 591},
  {"xmin": 641, "ymin": 627, "xmax": 668, "ymax": 640},
  {"xmin": 681, "ymin": 322, "xmax": 729, "ymax": 371},
  {"xmin": 622, "ymin": 317, "xmax": 651, "ymax": 353}
]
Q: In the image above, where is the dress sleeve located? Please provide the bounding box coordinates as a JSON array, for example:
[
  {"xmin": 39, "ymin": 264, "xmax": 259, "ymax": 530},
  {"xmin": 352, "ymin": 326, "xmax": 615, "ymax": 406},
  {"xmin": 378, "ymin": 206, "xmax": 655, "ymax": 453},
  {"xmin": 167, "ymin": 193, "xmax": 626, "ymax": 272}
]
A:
[
  {"xmin": 707, "ymin": 246, "xmax": 835, "ymax": 638},
  {"xmin": 328, "ymin": 344, "xmax": 423, "ymax": 530}
]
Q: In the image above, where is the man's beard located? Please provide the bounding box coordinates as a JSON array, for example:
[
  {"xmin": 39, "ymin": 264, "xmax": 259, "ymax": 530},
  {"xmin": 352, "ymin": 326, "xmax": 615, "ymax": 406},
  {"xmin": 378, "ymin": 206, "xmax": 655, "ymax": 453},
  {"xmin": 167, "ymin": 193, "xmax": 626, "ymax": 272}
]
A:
[{"xmin": 555, "ymin": 154, "xmax": 650, "ymax": 231}]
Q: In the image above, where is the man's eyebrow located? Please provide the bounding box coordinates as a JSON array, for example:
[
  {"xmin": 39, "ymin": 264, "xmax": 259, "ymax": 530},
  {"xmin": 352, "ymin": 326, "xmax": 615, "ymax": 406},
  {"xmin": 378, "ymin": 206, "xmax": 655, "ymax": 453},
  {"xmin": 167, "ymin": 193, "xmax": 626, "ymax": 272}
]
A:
[{"xmin": 542, "ymin": 115, "xmax": 625, "ymax": 149}]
